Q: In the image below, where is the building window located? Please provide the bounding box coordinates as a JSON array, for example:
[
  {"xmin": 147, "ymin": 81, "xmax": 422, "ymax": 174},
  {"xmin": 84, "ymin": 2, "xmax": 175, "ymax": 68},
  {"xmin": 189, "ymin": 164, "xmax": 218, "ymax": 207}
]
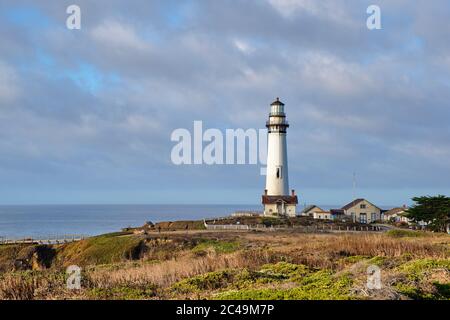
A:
[
  {"xmin": 360, "ymin": 204, "xmax": 366, "ymax": 209},
  {"xmin": 371, "ymin": 213, "xmax": 377, "ymax": 222},
  {"xmin": 276, "ymin": 167, "xmax": 282, "ymax": 179},
  {"xmin": 360, "ymin": 213, "xmax": 367, "ymax": 224}
]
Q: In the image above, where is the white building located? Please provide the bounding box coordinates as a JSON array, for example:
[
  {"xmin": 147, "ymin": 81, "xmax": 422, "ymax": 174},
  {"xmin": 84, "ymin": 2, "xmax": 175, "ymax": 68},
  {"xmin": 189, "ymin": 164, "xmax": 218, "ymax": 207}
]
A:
[
  {"xmin": 300, "ymin": 205, "xmax": 324, "ymax": 217},
  {"xmin": 383, "ymin": 207, "xmax": 410, "ymax": 223},
  {"xmin": 262, "ymin": 98, "xmax": 298, "ymax": 217},
  {"xmin": 341, "ymin": 199, "xmax": 382, "ymax": 224},
  {"xmin": 313, "ymin": 210, "xmax": 333, "ymax": 220}
]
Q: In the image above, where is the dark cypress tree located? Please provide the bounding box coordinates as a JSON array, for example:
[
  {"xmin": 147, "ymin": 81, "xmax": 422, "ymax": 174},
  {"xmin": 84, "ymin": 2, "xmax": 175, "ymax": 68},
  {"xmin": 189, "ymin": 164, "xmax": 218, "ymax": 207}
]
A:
[{"xmin": 405, "ymin": 195, "xmax": 450, "ymax": 232}]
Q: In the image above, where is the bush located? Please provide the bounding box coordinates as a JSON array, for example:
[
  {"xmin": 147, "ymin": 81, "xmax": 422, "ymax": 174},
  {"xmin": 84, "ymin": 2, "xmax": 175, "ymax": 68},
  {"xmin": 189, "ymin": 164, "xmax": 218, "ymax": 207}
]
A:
[
  {"xmin": 259, "ymin": 262, "xmax": 309, "ymax": 280},
  {"xmin": 216, "ymin": 271, "xmax": 353, "ymax": 300},
  {"xmin": 394, "ymin": 258, "xmax": 450, "ymax": 300},
  {"xmin": 191, "ymin": 240, "xmax": 240, "ymax": 255},
  {"xmin": 56, "ymin": 234, "xmax": 144, "ymax": 266},
  {"xmin": 386, "ymin": 229, "xmax": 422, "ymax": 238},
  {"xmin": 171, "ymin": 270, "xmax": 236, "ymax": 293},
  {"xmin": 397, "ymin": 259, "xmax": 450, "ymax": 281},
  {"xmin": 88, "ymin": 284, "xmax": 158, "ymax": 300}
]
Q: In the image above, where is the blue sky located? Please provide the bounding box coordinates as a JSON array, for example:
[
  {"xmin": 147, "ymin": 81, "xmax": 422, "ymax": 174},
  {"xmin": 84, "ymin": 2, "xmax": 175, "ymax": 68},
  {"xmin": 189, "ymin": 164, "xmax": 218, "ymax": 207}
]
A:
[{"xmin": 0, "ymin": 0, "xmax": 449, "ymax": 206}]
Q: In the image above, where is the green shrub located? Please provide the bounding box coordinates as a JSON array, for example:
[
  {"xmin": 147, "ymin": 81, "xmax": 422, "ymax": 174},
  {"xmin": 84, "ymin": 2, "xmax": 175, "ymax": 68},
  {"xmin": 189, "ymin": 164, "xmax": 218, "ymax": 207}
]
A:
[
  {"xmin": 258, "ymin": 262, "xmax": 309, "ymax": 283},
  {"xmin": 260, "ymin": 262, "xmax": 309, "ymax": 277},
  {"xmin": 340, "ymin": 255, "xmax": 370, "ymax": 264},
  {"xmin": 171, "ymin": 270, "xmax": 236, "ymax": 293},
  {"xmin": 216, "ymin": 270, "xmax": 353, "ymax": 300},
  {"xmin": 191, "ymin": 240, "xmax": 240, "ymax": 254},
  {"xmin": 397, "ymin": 259, "xmax": 450, "ymax": 281},
  {"xmin": 394, "ymin": 282, "xmax": 450, "ymax": 300},
  {"xmin": 234, "ymin": 268, "xmax": 286, "ymax": 288},
  {"xmin": 386, "ymin": 229, "xmax": 423, "ymax": 238},
  {"xmin": 433, "ymin": 283, "xmax": 450, "ymax": 299},
  {"xmin": 57, "ymin": 234, "xmax": 144, "ymax": 266},
  {"xmin": 367, "ymin": 256, "xmax": 388, "ymax": 267},
  {"xmin": 394, "ymin": 258, "xmax": 450, "ymax": 300},
  {"xmin": 88, "ymin": 285, "xmax": 157, "ymax": 300}
]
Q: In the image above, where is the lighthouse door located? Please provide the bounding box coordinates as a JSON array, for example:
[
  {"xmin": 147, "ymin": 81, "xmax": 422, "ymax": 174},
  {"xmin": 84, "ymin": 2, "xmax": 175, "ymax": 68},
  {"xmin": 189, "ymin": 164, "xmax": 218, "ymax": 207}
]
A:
[{"xmin": 276, "ymin": 201, "xmax": 285, "ymax": 216}]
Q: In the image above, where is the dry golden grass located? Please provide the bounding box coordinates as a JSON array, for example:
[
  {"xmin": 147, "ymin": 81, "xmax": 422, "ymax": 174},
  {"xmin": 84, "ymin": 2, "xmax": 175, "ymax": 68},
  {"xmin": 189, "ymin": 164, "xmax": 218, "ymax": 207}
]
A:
[
  {"xmin": 0, "ymin": 230, "xmax": 448, "ymax": 300},
  {"xmin": 243, "ymin": 232, "xmax": 449, "ymax": 268},
  {"xmin": 0, "ymin": 272, "xmax": 69, "ymax": 300},
  {"xmin": 88, "ymin": 250, "xmax": 273, "ymax": 290},
  {"xmin": 88, "ymin": 232, "xmax": 449, "ymax": 291}
]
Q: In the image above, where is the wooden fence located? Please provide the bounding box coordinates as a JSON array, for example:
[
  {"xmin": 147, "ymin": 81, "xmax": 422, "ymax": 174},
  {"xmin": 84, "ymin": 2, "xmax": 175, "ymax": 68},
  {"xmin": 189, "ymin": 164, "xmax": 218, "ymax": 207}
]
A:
[{"xmin": 203, "ymin": 220, "xmax": 384, "ymax": 232}]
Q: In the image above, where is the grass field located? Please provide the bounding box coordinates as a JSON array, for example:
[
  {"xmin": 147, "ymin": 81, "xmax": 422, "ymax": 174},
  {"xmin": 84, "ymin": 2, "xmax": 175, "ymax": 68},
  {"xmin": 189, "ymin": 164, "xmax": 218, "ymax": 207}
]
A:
[{"xmin": 0, "ymin": 229, "xmax": 448, "ymax": 300}]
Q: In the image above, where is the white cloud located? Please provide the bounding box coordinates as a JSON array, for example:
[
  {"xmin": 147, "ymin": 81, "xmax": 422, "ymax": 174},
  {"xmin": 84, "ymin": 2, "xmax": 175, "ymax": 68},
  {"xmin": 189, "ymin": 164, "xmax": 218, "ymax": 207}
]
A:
[
  {"xmin": 233, "ymin": 39, "xmax": 255, "ymax": 54},
  {"xmin": 303, "ymin": 106, "xmax": 379, "ymax": 131},
  {"xmin": 121, "ymin": 114, "xmax": 161, "ymax": 133},
  {"xmin": 393, "ymin": 142, "xmax": 450, "ymax": 161},
  {"xmin": 266, "ymin": 0, "xmax": 354, "ymax": 24},
  {"xmin": 299, "ymin": 53, "xmax": 375, "ymax": 96},
  {"xmin": 267, "ymin": 0, "xmax": 318, "ymax": 17},
  {"xmin": 91, "ymin": 20, "xmax": 151, "ymax": 52}
]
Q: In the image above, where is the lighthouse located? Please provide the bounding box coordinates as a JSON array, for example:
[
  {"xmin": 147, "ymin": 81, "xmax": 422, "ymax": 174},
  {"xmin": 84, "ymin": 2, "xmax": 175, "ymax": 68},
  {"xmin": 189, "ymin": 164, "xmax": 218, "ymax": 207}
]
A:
[{"xmin": 262, "ymin": 98, "xmax": 298, "ymax": 217}]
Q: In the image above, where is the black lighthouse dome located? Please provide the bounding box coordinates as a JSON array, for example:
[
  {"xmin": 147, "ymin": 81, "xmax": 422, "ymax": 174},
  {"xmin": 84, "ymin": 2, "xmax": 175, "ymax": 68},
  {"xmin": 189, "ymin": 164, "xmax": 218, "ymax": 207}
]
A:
[{"xmin": 271, "ymin": 97, "xmax": 285, "ymax": 106}]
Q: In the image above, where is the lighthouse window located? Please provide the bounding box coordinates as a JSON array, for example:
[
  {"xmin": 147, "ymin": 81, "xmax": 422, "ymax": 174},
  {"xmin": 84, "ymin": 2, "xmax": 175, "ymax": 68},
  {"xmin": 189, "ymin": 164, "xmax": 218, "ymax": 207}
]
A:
[{"xmin": 276, "ymin": 167, "xmax": 282, "ymax": 179}]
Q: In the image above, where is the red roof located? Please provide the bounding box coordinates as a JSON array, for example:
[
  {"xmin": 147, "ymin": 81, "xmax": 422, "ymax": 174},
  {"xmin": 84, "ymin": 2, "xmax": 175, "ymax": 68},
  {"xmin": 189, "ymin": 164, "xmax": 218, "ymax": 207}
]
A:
[{"xmin": 262, "ymin": 195, "xmax": 298, "ymax": 205}]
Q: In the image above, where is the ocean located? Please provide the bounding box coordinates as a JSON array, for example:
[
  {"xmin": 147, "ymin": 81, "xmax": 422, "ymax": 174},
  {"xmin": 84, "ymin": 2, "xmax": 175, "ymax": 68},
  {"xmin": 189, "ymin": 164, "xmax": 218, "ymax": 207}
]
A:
[{"xmin": 0, "ymin": 204, "xmax": 261, "ymax": 239}]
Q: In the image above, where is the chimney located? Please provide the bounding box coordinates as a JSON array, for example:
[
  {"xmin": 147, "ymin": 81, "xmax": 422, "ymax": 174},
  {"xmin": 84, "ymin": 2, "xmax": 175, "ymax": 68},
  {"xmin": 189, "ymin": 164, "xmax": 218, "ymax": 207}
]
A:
[{"xmin": 291, "ymin": 189, "xmax": 295, "ymax": 196}]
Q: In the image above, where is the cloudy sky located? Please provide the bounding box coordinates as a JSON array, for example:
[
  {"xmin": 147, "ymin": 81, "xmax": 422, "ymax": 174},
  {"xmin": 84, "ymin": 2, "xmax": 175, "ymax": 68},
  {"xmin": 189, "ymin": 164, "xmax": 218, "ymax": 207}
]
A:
[{"xmin": 0, "ymin": 0, "xmax": 449, "ymax": 206}]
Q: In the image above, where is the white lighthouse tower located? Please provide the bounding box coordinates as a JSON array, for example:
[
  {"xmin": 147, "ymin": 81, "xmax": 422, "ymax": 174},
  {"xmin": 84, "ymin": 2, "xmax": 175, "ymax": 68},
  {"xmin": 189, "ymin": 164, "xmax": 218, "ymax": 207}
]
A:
[{"xmin": 262, "ymin": 98, "xmax": 298, "ymax": 217}]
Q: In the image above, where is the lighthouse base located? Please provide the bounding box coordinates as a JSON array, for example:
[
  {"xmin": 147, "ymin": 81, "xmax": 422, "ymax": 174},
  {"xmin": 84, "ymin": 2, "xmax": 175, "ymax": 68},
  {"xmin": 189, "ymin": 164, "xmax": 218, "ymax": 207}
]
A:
[{"xmin": 262, "ymin": 195, "xmax": 298, "ymax": 218}]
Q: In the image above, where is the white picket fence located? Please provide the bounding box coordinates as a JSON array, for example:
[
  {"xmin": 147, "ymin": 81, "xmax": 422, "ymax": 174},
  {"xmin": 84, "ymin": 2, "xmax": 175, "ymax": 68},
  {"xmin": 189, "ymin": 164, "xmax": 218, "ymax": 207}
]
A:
[
  {"xmin": 203, "ymin": 220, "xmax": 283, "ymax": 231},
  {"xmin": 203, "ymin": 220, "xmax": 384, "ymax": 232},
  {"xmin": 0, "ymin": 235, "xmax": 87, "ymax": 245},
  {"xmin": 205, "ymin": 224, "xmax": 251, "ymax": 230}
]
